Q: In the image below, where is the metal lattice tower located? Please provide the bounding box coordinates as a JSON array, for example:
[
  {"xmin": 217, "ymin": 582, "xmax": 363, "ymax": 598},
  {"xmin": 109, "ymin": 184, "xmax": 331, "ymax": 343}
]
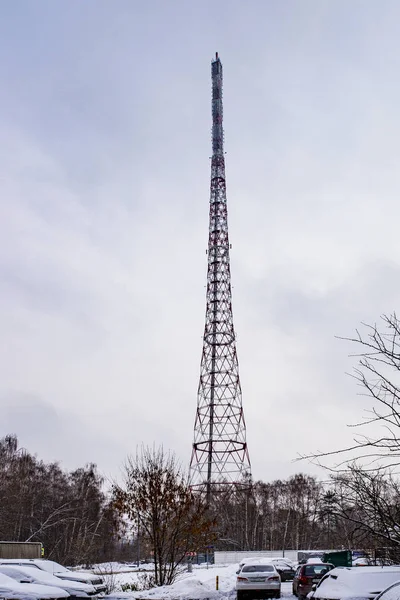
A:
[{"xmin": 190, "ymin": 53, "xmax": 251, "ymax": 502}]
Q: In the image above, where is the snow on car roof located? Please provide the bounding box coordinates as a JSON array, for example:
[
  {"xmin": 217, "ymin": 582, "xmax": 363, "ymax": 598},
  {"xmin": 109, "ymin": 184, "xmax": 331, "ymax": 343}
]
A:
[
  {"xmin": 307, "ymin": 557, "xmax": 324, "ymax": 564},
  {"xmin": 239, "ymin": 557, "xmax": 274, "ymax": 566},
  {"xmin": 270, "ymin": 557, "xmax": 292, "ymax": 562},
  {"xmin": 334, "ymin": 567, "xmax": 400, "ymax": 576}
]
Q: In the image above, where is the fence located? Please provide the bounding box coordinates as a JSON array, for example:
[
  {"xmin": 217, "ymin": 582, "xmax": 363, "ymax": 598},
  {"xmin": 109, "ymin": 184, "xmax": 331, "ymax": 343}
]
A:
[{"xmin": 214, "ymin": 550, "xmax": 298, "ymax": 564}]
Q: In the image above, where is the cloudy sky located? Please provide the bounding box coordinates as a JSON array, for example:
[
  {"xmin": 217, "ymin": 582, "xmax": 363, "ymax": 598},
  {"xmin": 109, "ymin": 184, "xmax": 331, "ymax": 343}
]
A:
[{"xmin": 1, "ymin": 1, "xmax": 400, "ymax": 483}]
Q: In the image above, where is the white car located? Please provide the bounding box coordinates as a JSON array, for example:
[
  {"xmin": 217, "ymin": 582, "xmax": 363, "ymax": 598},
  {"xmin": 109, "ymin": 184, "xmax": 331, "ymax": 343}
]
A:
[
  {"xmin": 0, "ymin": 566, "xmax": 97, "ymax": 599},
  {"xmin": 310, "ymin": 566, "xmax": 400, "ymax": 599},
  {"xmin": 353, "ymin": 557, "xmax": 370, "ymax": 567},
  {"xmin": 0, "ymin": 561, "xmax": 105, "ymax": 595},
  {"xmin": 236, "ymin": 563, "xmax": 281, "ymax": 600},
  {"xmin": 0, "ymin": 571, "xmax": 69, "ymax": 600}
]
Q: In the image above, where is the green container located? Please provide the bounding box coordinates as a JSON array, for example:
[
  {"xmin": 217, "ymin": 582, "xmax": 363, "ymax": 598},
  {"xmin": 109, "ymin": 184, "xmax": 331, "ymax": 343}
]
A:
[{"xmin": 322, "ymin": 550, "xmax": 352, "ymax": 568}]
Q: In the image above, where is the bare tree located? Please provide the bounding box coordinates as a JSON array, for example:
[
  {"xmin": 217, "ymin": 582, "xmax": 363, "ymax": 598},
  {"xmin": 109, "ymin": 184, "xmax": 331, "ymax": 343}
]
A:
[
  {"xmin": 113, "ymin": 446, "xmax": 215, "ymax": 586},
  {"xmin": 329, "ymin": 465, "xmax": 400, "ymax": 548},
  {"xmin": 297, "ymin": 313, "xmax": 400, "ymax": 550},
  {"xmin": 302, "ymin": 313, "xmax": 400, "ymax": 471}
]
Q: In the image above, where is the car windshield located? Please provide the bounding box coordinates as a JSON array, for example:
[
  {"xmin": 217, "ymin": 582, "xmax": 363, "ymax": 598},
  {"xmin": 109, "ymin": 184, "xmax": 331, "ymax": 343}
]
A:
[
  {"xmin": 0, "ymin": 573, "xmax": 19, "ymax": 585},
  {"xmin": 242, "ymin": 565, "xmax": 274, "ymax": 573},
  {"xmin": 0, "ymin": 566, "xmax": 54, "ymax": 581},
  {"xmin": 0, "ymin": 568, "xmax": 23, "ymax": 580},
  {"xmin": 30, "ymin": 570, "xmax": 54, "ymax": 581},
  {"xmin": 305, "ymin": 565, "xmax": 330, "ymax": 576},
  {"xmin": 37, "ymin": 561, "xmax": 67, "ymax": 573},
  {"xmin": 379, "ymin": 583, "xmax": 400, "ymax": 600}
]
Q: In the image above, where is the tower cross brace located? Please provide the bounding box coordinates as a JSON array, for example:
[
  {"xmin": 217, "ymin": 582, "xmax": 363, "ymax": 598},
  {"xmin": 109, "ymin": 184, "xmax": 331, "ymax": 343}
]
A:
[{"xmin": 189, "ymin": 53, "xmax": 251, "ymax": 503}]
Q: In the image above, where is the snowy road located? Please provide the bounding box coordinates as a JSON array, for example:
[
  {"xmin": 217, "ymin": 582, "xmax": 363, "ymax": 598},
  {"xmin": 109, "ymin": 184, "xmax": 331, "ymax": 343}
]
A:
[
  {"xmin": 281, "ymin": 581, "xmax": 295, "ymax": 598},
  {"xmin": 107, "ymin": 565, "xmax": 296, "ymax": 600}
]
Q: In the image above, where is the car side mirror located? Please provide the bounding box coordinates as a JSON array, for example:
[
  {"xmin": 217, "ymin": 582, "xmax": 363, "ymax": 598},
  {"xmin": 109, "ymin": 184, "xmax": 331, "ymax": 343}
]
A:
[
  {"xmin": 21, "ymin": 579, "xmax": 32, "ymax": 584},
  {"xmin": 236, "ymin": 570, "xmax": 240, "ymax": 574},
  {"xmin": 311, "ymin": 584, "xmax": 317, "ymax": 591}
]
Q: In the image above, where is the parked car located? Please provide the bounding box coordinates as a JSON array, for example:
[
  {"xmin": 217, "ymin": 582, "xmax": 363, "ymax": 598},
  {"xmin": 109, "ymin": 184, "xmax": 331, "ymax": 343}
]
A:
[
  {"xmin": 0, "ymin": 566, "xmax": 97, "ymax": 600},
  {"xmin": 292, "ymin": 562, "xmax": 334, "ymax": 599},
  {"xmin": 375, "ymin": 579, "xmax": 400, "ymax": 600},
  {"xmin": 0, "ymin": 560, "xmax": 105, "ymax": 595},
  {"xmin": 353, "ymin": 557, "xmax": 371, "ymax": 567},
  {"xmin": 0, "ymin": 571, "xmax": 69, "ymax": 600},
  {"xmin": 351, "ymin": 550, "xmax": 371, "ymax": 567},
  {"xmin": 298, "ymin": 552, "xmax": 325, "ymax": 565},
  {"xmin": 239, "ymin": 557, "xmax": 267, "ymax": 568},
  {"xmin": 310, "ymin": 566, "xmax": 400, "ymax": 600},
  {"xmin": 269, "ymin": 558, "xmax": 296, "ymax": 581},
  {"xmin": 236, "ymin": 563, "xmax": 281, "ymax": 599}
]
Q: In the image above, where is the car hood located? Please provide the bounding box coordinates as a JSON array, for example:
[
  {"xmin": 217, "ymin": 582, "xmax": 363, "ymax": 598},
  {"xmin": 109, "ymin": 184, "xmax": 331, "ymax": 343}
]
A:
[
  {"xmin": 0, "ymin": 583, "xmax": 69, "ymax": 599},
  {"xmin": 47, "ymin": 577, "xmax": 96, "ymax": 592},
  {"xmin": 55, "ymin": 572, "xmax": 100, "ymax": 585}
]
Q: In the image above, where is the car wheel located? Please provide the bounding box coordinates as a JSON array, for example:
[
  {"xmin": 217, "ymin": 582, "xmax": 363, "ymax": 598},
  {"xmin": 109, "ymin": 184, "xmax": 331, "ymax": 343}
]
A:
[
  {"xmin": 237, "ymin": 592, "xmax": 245, "ymax": 600},
  {"xmin": 274, "ymin": 593, "xmax": 281, "ymax": 599}
]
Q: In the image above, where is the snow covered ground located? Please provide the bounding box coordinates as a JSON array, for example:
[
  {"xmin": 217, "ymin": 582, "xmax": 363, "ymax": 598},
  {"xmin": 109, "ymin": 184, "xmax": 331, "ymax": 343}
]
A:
[{"xmin": 103, "ymin": 564, "xmax": 295, "ymax": 600}]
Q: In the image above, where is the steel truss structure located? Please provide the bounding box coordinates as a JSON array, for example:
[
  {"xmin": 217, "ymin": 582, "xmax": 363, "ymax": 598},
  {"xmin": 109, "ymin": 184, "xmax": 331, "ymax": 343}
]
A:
[{"xmin": 190, "ymin": 53, "xmax": 251, "ymax": 501}]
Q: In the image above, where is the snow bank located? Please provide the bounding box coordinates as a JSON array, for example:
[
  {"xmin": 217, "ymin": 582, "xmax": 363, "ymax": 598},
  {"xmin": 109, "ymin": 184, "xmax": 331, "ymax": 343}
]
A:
[{"xmin": 108, "ymin": 564, "xmax": 238, "ymax": 600}]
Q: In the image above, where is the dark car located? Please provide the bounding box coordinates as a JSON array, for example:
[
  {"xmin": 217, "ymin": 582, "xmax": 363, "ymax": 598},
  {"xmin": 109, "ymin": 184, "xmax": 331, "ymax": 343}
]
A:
[
  {"xmin": 272, "ymin": 562, "xmax": 296, "ymax": 582},
  {"xmin": 276, "ymin": 565, "xmax": 295, "ymax": 582},
  {"xmin": 292, "ymin": 563, "xmax": 334, "ymax": 600}
]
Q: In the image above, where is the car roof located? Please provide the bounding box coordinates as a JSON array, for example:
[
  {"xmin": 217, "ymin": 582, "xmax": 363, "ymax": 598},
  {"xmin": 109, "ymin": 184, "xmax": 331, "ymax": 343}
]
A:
[
  {"xmin": 242, "ymin": 563, "xmax": 276, "ymax": 569},
  {"xmin": 0, "ymin": 559, "xmax": 39, "ymax": 565},
  {"xmin": 240, "ymin": 557, "xmax": 269, "ymax": 563},
  {"xmin": 303, "ymin": 562, "xmax": 334, "ymax": 568},
  {"xmin": 332, "ymin": 567, "xmax": 400, "ymax": 576},
  {"xmin": 271, "ymin": 557, "xmax": 292, "ymax": 562}
]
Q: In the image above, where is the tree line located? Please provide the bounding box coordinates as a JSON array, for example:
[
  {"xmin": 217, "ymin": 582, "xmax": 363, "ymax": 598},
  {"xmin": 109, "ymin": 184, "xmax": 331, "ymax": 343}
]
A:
[{"xmin": 0, "ymin": 434, "xmax": 121, "ymax": 566}]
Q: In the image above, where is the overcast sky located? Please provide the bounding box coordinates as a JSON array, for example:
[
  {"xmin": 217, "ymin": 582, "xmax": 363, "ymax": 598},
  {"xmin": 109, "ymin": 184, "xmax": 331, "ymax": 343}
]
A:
[{"xmin": 1, "ymin": 1, "xmax": 400, "ymax": 483}]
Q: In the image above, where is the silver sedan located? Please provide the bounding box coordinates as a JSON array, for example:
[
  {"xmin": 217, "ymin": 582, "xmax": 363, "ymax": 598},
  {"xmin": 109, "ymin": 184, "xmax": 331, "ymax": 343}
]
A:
[{"xmin": 236, "ymin": 563, "xmax": 281, "ymax": 600}]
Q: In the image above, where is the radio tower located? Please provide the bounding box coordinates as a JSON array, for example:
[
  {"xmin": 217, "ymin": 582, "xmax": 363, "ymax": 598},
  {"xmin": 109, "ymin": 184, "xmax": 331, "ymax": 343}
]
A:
[{"xmin": 190, "ymin": 53, "xmax": 251, "ymax": 503}]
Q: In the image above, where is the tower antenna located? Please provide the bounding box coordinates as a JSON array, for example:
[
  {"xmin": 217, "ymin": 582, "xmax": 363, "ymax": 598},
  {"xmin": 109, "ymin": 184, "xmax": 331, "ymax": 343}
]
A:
[{"xmin": 189, "ymin": 53, "xmax": 251, "ymax": 504}]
